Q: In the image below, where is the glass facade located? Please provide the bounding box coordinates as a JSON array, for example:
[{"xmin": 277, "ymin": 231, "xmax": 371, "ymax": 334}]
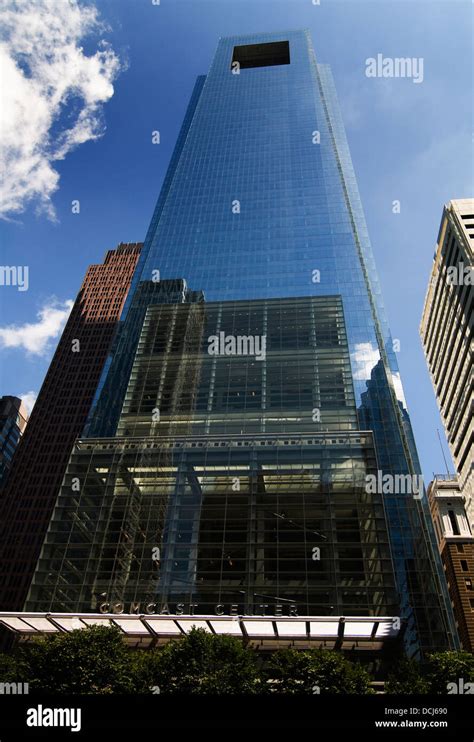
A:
[
  {"xmin": 27, "ymin": 432, "xmax": 398, "ymax": 620},
  {"xmin": 27, "ymin": 297, "xmax": 398, "ymax": 621},
  {"xmin": 32, "ymin": 30, "xmax": 456, "ymax": 655},
  {"xmin": 84, "ymin": 279, "xmax": 204, "ymax": 439},
  {"xmin": 119, "ymin": 296, "xmax": 357, "ymax": 438}
]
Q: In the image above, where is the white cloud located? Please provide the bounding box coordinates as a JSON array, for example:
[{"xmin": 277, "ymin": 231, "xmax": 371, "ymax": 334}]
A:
[
  {"xmin": 19, "ymin": 390, "xmax": 37, "ymax": 414},
  {"xmin": 391, "ymin": 371, "xmax": 408, "ymax": 408},
  {"xmin": 351, "ymin": 341, "xmax": 380, "ymax": 381},
  {"xmin": 0, "ymin": 0, "xmax": 122, "ymax": 220},
  {"xmin": 0, "ymin": 298, "xmax": 73, "ymax": 355},
  {"xmin": 351, "ymin": 343, "xmax": 409, "ymax": 407}
]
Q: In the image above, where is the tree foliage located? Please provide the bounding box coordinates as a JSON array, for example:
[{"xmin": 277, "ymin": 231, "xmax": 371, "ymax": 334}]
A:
[
  {"xmin": 385, "ymin": 652, "xmax": 474, "ymax": 694},
  {"xmin": 1, "ymin": 626, "xmax": 472, "ymax": 696},
  {"xmin": 426, "ymin": 651, "xmax": 474, "ymax": 694},
  {"xmin": 136, "ymin": 628, "xmax": 261, "ymax": 694},
  {"xmin": 263, "ymin": 647, "xmax": 373, "ymax": 694},
  {"xmin": 7, "ymin": 625, "xmax": 138, "ymax": 694},
  {"xmin": 384, "ymin": 658, "xmax": 430, "ymax": 695}
]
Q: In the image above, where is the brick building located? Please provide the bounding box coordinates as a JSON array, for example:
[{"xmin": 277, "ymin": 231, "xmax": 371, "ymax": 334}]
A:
[{"xmin": 0, "ymin": 243, "xmax": 141, "ymax": 616}]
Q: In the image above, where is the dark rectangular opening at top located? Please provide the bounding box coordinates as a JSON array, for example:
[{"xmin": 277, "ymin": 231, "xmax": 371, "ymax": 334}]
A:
[{"xmin": 232, "ymin": 41, "xmax": 290, "ymax": 70}]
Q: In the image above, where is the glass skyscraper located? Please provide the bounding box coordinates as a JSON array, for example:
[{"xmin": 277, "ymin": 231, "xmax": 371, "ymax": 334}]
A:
[{"xmin": 28, "ymin": 31, "xmax": 456, "ymax": 656}]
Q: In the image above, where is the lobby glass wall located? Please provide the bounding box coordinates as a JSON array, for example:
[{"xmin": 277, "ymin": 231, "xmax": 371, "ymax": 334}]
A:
[{"xmin": 26, "ymin": 432, "xmax": 398, "ymax": 619}]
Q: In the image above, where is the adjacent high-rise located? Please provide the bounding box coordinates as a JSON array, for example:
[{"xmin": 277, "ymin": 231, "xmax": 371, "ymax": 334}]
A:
[
  {"xmin": 420, "ymin": 199, "xmax": 473, "ymax": 526},
  {"xmin": 428, "ymin": 476, "xmax": 474, "ymax": 652},
  {"xmin": 0, "ymin": 243, "xmax": 142, "ymax": 615},
  {"xmin": 5, "ymin": 31, "xmax": 458, "ymax": 657},
  {"xmin": 0, "ymin": 396, "xmax": 28, "ymax": 489},
  {"xmin": 421, "ymin": 198, "xmax": 473, "ymax": 653}
]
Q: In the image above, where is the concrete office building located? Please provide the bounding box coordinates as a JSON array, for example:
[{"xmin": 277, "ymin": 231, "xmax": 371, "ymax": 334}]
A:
[
  {"xmin": 421, "ymin": 199, "xmax": 474, "ymax": 525},
  {"xmin": 421, "ymin": 199, "xmax": 473, "ymax": 653}
]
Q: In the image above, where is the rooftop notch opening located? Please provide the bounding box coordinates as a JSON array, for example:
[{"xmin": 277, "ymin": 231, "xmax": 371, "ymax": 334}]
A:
[{"xmin": 231, "ymin": 40, "xmax": 290, "ymax": 70}]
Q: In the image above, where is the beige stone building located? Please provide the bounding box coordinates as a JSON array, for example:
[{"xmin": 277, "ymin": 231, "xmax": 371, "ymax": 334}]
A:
[{"xmin": 421, "ymin": 198, "xmax": 473, "ymax": 525}]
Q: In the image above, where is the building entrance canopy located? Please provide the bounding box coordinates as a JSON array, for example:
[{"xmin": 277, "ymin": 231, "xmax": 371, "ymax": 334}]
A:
[{"xmin": 0, "ymin": 612, "xmax": 399, "ymax": 651}]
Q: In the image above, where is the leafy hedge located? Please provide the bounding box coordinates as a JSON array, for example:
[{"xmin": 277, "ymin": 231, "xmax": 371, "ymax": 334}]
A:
[{"xmin": 0, "ymin": 626, "xmax": 472, "ymax": 695}]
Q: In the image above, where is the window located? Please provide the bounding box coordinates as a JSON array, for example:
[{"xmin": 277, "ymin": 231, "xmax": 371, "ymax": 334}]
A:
[
  {"xmin": 448, "ymin": 509, "xmax": 460, "ymax": 535},
  {"xmin": 231, "ymin": 41, "xmax": 290, "ymax": 70},
  {"xmin": 465, "ymin": 579, "xmax": 472, "ymax": 591},
  {"xmin": 460, "ymin": 560, "xmax": 468, "ymax": 572}
]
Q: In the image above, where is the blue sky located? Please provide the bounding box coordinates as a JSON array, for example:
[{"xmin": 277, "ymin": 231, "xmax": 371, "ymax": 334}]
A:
[{"xmin": 0, "ymin": 0, "xmax": 472, "ymax": 483}]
